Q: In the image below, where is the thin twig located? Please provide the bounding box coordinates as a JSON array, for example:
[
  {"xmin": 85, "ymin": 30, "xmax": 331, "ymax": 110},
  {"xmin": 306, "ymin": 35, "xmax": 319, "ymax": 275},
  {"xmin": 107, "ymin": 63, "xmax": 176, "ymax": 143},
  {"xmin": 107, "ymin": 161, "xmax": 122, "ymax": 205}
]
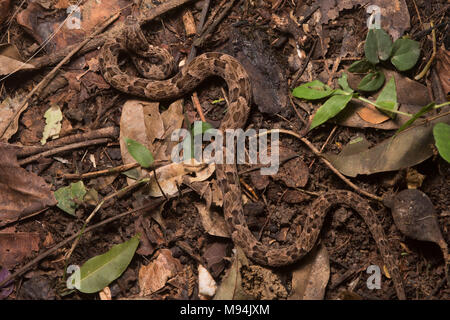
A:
[
  {"xmin": 291, "ymin": 38, "xmax": 317, "ymax": 88},
  {"xmin": 415, "ymin": 21, "xmax": 437, "ymax": 81},
  {"xmin": 240, "ymin": 178, "xmax": 259, "ymax": 201},
  {"xmin": 187, "ymin": 0, "xmax": 211, "ymax": 62},
  {"xmin": 327, "ymin": 56, "xmax": 342, "ymax": 86},
  {"xmin": 192, "ymin": 92, "xmax": 206, "ymax": 122},
  {"xmin": 62, "ymin": 160, "xmax": 169, "ymax": 180},
  {"xmin": 153, "ymin": 168, "xmax": 169, "ymax": 201},
  {"xmin": 261, "ymin": 129, "xmax": 383, "ymax": 202},
  {"xmin": 309, "ymin": 125, "xmax": 337, "ymax": 168},
  {"xmin": 412, "ymin": 0, "xmax": 424, "ymax": 27},
  {"xmin": 289, "ymin": 93, "xmax": 309, "ymax": 126},
  {"xmin": 192, "ymin": 0, "xmax": 237, "ymax": 48},
  {"xmin": 18, "ymin": 138, "xmax": 111, "ymax": 165},
  {"xmin": 17, "ymin": 127, "xmax": 119, "ymax": 158}
]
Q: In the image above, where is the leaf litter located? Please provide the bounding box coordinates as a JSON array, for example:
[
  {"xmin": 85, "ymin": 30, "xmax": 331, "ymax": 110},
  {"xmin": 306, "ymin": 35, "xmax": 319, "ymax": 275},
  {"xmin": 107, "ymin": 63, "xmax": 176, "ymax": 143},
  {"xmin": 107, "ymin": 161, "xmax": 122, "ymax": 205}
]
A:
[{"xmin": 0, "ymin": 0, "xmax": 448, "ymax": 301}]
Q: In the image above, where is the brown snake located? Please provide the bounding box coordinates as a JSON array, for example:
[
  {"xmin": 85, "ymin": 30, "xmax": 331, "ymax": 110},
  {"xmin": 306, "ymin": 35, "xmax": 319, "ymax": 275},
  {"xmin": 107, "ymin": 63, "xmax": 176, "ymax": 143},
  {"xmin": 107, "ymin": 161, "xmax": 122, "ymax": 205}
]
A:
[{"xmin": 99, "ymin": 16, "xmax": 406, "ymax": 299}]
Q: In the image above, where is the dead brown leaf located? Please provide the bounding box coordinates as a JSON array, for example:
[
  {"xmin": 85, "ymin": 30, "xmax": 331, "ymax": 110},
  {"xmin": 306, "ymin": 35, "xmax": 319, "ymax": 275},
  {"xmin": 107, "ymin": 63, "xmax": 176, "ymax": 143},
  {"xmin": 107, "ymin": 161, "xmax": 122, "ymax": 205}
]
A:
[
  {"xmin": 356, "ymin": 106, "xmax": 390, "ymax": 124},
  {"xmin": 0, "ymin": 0, "xmax": 10, "ymax": 25},
  {"xmin": 0, "ymin": 44, "xmax": 35, "ymax": 76},
  {"xmin": 436, "ymin": 46, "xmax": 450, "ymax": 96},
  {"xmin": 326, "ymin": 112, "xmax": 450, "ymax": 177},
  {"xmin": 149, "ymin": 160, "xmax": 214, "ymax": 197},
  {"xmin": 195, "ymin": 202, "xmax": 230, "ymax": 238},
  {"xmin": 0, "ymin": 96, "xmax": 28, "ymax": 142},
  {"xmin": 16, "ymin": 1, "xmax": 129, "ymax": 53},
  {"xmin": 289, "ymin": 244, "xmax": 330, "ymax": 300},
  {"xmin": 214, "ymin": 247, "xmax": 253, "ymax": 300},
  {"xmin": 385, "ymin": 189, "xmax": 449, "ymax": 267},
  {"xmin": 120, "ymin": 99, "xmax": 153, "ymax": 184},
  {"xmin": 249, "ymin": 171, "xmax": 270, "ymax": 190},
  {"xmin": 273, "ymin": 157, "xmax": 309, "ymax": 188},
  {"xmin": 282, "ymin": 189, "xmax": 311, "ymax": 204},
  {"xmin": 0, "ymin": 143, "xmax": 57, "ymax": 227},
  {"xmin": 0, "ymin": 232, "xmax": 40, "ymax": 269},
  {"xmin": 138, "ymin": 249, "xmax": 182, "ymax": 296},
  {"xmin": 203, "ymin": 242, "xmax": 229, "ymax": 277},
  {"xmin": 154, "ymin": 99, "xmax": 184, "ymax": 161}
]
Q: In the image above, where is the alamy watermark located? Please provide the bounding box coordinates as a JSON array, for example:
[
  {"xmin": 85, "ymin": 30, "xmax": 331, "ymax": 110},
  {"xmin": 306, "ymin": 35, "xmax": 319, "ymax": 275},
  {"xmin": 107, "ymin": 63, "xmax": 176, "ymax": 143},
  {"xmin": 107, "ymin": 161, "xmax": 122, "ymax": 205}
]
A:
[
  {"xmin": 66, "ymin": 5, "xmax": 81, "ymax": 30},
  {"xmin": 367, "ymin": 5, "xmax": 381, "ymax": 30},
  {"xmin": 366, "ymin": 265, "xmax": 382, "ymax": 290},
  {"xmin": 170, "ymin": 122, "xmax": 280, "ymax": 175}
]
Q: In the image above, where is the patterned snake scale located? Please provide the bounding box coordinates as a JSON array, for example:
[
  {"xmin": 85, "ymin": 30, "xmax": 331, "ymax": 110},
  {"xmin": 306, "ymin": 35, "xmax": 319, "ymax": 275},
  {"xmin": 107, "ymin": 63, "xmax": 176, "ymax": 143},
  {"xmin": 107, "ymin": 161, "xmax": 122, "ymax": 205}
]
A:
[{"xmin": 99, "ymin": 16, "xmax": 406, "ymax": 299}]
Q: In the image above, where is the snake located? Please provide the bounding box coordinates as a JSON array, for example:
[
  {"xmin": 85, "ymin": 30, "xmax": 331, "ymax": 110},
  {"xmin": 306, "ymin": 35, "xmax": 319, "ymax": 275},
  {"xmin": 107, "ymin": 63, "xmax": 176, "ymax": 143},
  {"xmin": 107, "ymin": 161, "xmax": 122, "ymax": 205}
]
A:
[{"xmin": 99, "ymin": 15, "xmax": 406, "ymax": 299}]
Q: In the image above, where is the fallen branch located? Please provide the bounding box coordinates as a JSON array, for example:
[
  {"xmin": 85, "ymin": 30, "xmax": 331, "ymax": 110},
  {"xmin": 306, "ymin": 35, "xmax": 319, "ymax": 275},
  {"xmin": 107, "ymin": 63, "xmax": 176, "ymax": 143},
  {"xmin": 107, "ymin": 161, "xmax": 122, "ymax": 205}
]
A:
[
  {"xmin": 17, "ymin": 127, "xmax": 119, "ymax": 158},
  {"xmin": 18, "ymin": 138, "xmax": 111, "ymax": 165},
  {"xmin": 62, "ymin": 160, "xmax": 170, "ymax": 180}
]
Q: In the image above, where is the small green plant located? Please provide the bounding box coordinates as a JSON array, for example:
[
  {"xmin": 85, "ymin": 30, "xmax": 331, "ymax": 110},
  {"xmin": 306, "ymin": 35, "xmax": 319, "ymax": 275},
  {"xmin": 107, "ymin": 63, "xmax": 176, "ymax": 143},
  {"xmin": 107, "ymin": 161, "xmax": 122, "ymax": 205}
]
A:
[
  {"xmin": 433, "ymin": 122, "xmax": 450, "ymax": 163},
  {"xmin": 292, "ymin": 26, "xmax": 450, "ymax": 163},
  {"xmin": 348, "ymin": 28, "xmax": 421, "ymax": 92},
  {"xmin": 292, "ymin": 73, "xmax": 405, "ymax": 130}
]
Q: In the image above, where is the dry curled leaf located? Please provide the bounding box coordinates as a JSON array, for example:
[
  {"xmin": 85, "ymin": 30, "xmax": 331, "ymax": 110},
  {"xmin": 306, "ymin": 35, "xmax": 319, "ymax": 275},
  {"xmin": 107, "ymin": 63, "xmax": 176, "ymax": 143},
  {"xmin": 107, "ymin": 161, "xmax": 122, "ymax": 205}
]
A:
[
  {"xmin": 203, "ymin": 242, "xmax": 229, "ymax": 278},
  {"xmin": 149, "ymin": 160, "xmax": 215, "ymax": 197},
  {"xmin": 0, "ymin": 143, "xmax": 56, "ymax": 226},
  {"xmin": 384, "ymin": 189, "xmax": 449, "ymax": 271},
  {"xmin": 16, "ymin": 1, "xmax": 124, "ymax": 53},
  {"xmin": 214, "ymin": 247, "xmax": 253, "ymax": 300},
  {"xmin": 289, "ymin": 244, "xmax": 330, "ymax": 300},
  {"xmin": 195, "ymin": 202, "xmax": 230, "ymax": 238},
  {"xmin": 0, "ymin": 44, "xmax": 35, "ymax": 76},
  {"xmin": 325, "ymin": 113, "xmax": 450, "ymax": 177},
  {"xmin": 138, "ymin": 249, "xmax": 182, "ymax": 296}
]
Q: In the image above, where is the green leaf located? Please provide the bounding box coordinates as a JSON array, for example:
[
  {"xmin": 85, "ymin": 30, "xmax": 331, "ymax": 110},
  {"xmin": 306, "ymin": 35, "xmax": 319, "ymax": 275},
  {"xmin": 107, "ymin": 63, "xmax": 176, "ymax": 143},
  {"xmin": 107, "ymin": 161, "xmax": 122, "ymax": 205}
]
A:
[
  {"xmin": 395, "ymin": 103, "xmax": 435, "ymax": 136},
  {"xmin": 124, "ymin": 138, "xmax": 154, "ymax": 168},
  {"xmin": 375, "ymin": 77, "xmax": 398, "ymax": 118},
  {"xmin": 338, "ymin": 73, "xmax": 354, "ymax": 93},
  {"xmin": 292, "ymin": 80, "xmax": 335, "ymax": 100},
  {"xmin": 348, "ymin": 59, "xmax": 373, "ymax": 73},
  {"xmin": 122, "ymin": 168, "xmax": 141, "ymax": 180},
  {"xmin": 364, "ymin": 29, "xmax": 393, "ymax": 64},
  {"xmin": 390, "ymin": 38, "xmax": 421, "ymax": 71},
  {"xmin": 433, "ymin": 123, "xmax": 450, "ymax": 163},
  {"xmin": 310, "ymin": 94, "xmax": 353, "ymax": 130},
  {"xmin": 54, "ymin": 181, "xmax": 87, "ymax": 216},
  {"xmin": 358, "ymin": 71, "xmax": 385, "ymax": 92},
  {"xmin": 77, "ymin": 235, "xmax": 140, "ymax": 293}
]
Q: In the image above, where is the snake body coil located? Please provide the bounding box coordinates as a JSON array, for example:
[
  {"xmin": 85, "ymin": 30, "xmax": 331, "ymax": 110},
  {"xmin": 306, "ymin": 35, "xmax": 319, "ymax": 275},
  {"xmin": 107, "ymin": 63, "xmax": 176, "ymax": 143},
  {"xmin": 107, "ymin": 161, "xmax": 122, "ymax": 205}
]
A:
[{"xmin": 99, "ymin": 16, "xmax": 405, "ymax": 299}]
